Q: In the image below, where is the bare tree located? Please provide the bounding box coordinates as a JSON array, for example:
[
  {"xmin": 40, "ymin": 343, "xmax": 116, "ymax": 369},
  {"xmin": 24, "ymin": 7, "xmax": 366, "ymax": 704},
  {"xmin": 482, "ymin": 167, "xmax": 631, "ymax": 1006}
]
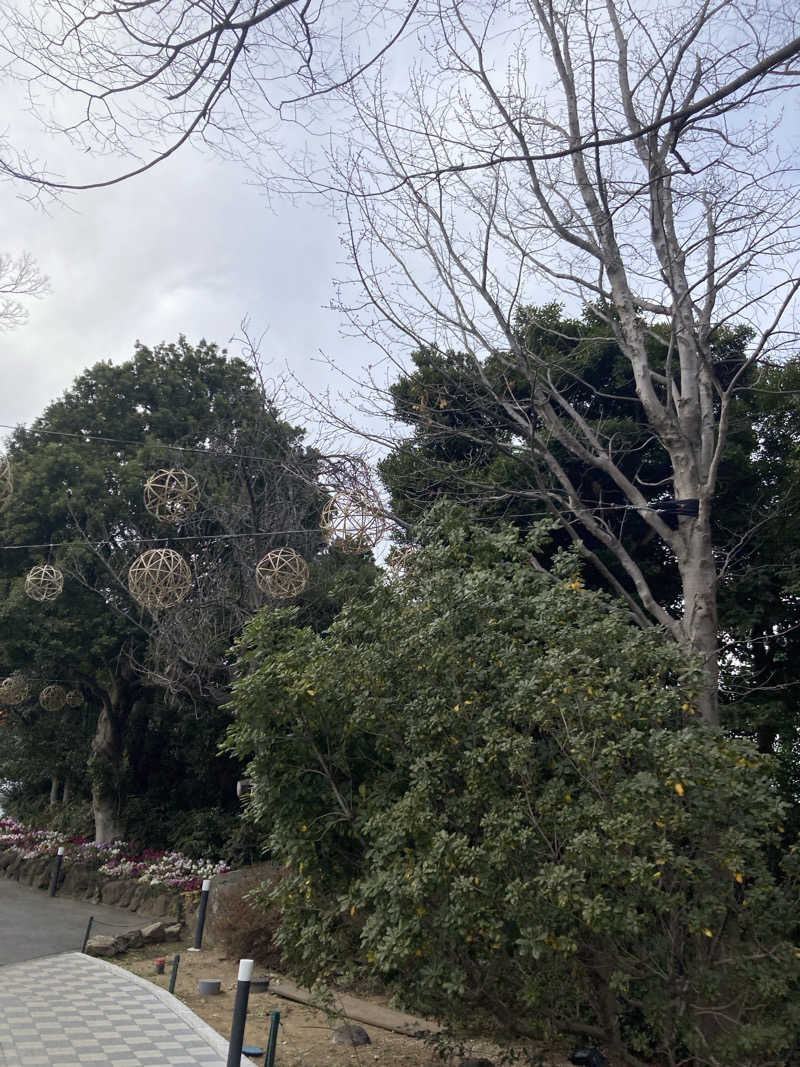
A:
[
  {"xmin": 0, "ymin": 0, "xmax": 421, "ymax": 191},
  {"xmin": 5, "ymin": 0, "xmax": 800, "ymax": 725},
  {"xmin": 0, "ymin": 250, "xmax": 48, "ymax": 329},
  {"xmin": 318, "ymin": 0, "xmax": 800, "ymax": 725}
]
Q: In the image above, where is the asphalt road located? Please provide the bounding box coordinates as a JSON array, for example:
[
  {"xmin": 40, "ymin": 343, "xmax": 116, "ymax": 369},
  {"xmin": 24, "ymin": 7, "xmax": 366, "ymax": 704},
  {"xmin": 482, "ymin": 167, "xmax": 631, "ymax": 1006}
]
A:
[{"xmin": 0, "ymin": 877, "xmax": 146, "ymax": 965}]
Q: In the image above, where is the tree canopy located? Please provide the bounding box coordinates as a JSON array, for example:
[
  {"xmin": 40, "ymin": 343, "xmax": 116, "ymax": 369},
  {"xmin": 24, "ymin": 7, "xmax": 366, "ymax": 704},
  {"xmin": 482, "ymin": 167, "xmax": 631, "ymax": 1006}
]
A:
[
  {"xmin": 380, "ymin": 307, "xmax": 800, "ymax": 777},
  {"xmin": 0, "ymin": 337, "xmax": 361, "ymax": 844}
]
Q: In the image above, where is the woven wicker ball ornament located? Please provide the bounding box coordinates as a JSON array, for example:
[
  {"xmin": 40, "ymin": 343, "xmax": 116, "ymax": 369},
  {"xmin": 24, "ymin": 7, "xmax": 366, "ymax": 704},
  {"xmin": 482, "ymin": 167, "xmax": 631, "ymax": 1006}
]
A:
[
  {"xmin": 39, "ymin": 685, "xmax": 66, "ymax": 712},
  {"xmin": 128, "ymin": 548, "xmax": 192, "ymax": 610},
  {"xmin": 65, "ymin": 689, "xmax": 84, "ymax": 708},
  {"xmin": 386, "ymin": 545, "xmax": 418, "ymax": 581},
  {"xmin": 255, "ymin": 548, "xmax": 309, "ymax": 598},
  {"xmin": 24, "ymin": 563, "xmax": 65, "ymax": 601},
  {"xmin": 143, "ymin": 468, "xmax": 200, "ymax": 524},
  {"xmin": 0, "ymin": 454, "xmax": 11, "ymax": 511},
  {"xmin": 0, "ymin": 674, "xmax": 28, "ymax": 706},
  {"xmin": 321, "ymin": 491, "xmax": 385, "ymax": 553}
]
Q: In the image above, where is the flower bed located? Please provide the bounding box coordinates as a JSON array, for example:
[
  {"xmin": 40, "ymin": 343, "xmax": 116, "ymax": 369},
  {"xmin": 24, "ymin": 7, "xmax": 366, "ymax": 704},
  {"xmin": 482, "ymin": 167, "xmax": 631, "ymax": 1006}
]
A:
[{"xmin": 0, "ymin": 817, "xmax": 228, "ymax": 891}]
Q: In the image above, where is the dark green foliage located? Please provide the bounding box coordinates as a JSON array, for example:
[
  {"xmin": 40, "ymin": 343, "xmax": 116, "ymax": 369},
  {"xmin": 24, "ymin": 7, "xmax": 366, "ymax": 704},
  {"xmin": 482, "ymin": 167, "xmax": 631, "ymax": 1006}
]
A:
[
  {"xmin": 381, "ymin": 306, "xmax": 800, "ymax": 786},
  {"xmin": 0, "ymin": 337, "xmax": 350, "ymax": 843},
  {"xmin": 228, "ymin": 510, "xmax": 800, "ymax": 1066}
]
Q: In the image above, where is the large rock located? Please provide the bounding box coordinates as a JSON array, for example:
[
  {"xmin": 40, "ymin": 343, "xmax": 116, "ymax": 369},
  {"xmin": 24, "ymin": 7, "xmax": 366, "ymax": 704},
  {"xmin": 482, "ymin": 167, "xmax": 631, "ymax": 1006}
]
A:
[
  {"xmin": 332, "ymin": 1024, "xmax": 371, "ymax": 1047},
  {"xmin": 140, "ymin": 920, "xmax": 168, "ymax": 943},
  {"xmin": 85, "ymin": 935, "xmax": 125, "ymax": 957},
  {"xmin": 199, "ymin": 861, "xmax": 280, "ymax": 949},
  {"xmin": 164, "ymin": 923, "xmax": 183, "ymax": 940},
  {"xmin": 0, "ymin": 849, "xmax": 17, "ymax": 871},
  {"xmin": 119, "ymin": 928, "xmax": 144, "ymax": 950},
  {"xmin": 21, "ymin": 856, "xmax": 50, "ymax": 889},
  {"xmin": 101, "ymin": 879, "xmax": 136, "ymax": 908}
]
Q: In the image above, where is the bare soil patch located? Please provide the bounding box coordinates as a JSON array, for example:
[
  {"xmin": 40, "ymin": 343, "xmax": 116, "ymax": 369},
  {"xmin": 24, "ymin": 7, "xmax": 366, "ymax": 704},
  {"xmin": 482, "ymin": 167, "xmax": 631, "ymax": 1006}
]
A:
[{"xmin": 113, "ymin": 941, "xmax": 577, "ymax": 1067}]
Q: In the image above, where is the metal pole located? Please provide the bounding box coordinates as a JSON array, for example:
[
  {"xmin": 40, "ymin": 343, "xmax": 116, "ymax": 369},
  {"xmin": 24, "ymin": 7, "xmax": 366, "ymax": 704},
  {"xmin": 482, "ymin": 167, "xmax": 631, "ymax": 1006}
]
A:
[
  {"xmin": 81, "ymin": 915, "xmax": 94, "ymax": 953},
  {"xmin": 226, "ymin": 959, "xmax": 253, "ymax": 1067},
  {"xmin": 169, "ymin": 953, "xmax": 180, "ymax": 995},
  {"xmin": 49, "ymin": 846, "xmax": 64, "ymax": 897},
  {"xmin": 265, "ymin": 1010, "xmax": 280, "ymax": 1067},
  {"xmin": 190, "ymin": 878, "xmax": 211, "ymax": 951}
]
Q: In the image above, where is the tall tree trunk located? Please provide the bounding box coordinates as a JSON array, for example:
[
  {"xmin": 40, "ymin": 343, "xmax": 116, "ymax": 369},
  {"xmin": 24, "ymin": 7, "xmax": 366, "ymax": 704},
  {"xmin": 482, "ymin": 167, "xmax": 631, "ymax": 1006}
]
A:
[
  {"xmin": 90, "ymin": 699, "xmax": 124, "ymax": 842},
  {"xmin": 49, "ymin": 776, "xmax": 61, "ymax": 807},
  {"xmin": 677, "ymin": 510, "xmax": 719, "ymax": 725},
  {"xmin": 62, "ymin": 779, "xmax": 71, "ymax": 805}
]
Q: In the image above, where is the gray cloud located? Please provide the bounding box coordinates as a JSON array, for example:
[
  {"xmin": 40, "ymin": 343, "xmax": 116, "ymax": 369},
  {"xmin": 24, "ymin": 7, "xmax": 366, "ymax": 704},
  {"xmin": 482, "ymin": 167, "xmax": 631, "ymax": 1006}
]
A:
[{"xmin": 0, "ymin": 112, "xmax": 373, "ymax": 436}]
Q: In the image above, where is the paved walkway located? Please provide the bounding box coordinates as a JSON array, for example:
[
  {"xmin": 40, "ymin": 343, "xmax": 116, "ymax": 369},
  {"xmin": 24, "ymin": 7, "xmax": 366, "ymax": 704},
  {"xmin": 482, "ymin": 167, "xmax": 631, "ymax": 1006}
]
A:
[
  {"xmin": 0, "ymin": 877, "xmax": 150, "ymax": 966},
  {"xmin": 0, "ymin": 952, "xmax": 249, "ymax": 1066}
]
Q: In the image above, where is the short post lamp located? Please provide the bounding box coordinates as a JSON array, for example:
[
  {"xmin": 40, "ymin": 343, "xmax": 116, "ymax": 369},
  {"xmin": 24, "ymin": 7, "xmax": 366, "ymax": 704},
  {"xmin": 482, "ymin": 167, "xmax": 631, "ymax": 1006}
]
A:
[
  {"xmin": 190, "ymin": 878, "xmax": 212, "ymax": 951},
  {"xmin": 169, "ymin": 953, "xmax": 181, "ymax": 995},
  {"xmin": 49, "ymin": 846, "xmax": 65, "ymax": 897},
  {"xmin": 226, "ymin": 958, "xmax": 254, "ymax": 1067}
]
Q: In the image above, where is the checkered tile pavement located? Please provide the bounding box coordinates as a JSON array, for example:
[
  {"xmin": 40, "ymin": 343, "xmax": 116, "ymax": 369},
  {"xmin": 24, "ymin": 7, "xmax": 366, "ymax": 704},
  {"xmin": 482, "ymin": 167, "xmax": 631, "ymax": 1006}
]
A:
[{"xmin": 0, "ymin": 952, "xmax": 249, "ymax": 1066}]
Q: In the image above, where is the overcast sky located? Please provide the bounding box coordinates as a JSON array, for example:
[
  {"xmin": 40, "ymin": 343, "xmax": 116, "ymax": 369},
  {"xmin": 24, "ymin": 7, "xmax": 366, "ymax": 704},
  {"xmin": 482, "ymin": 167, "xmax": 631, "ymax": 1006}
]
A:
[{"xmin": 0, "ymin": 96, "xmax": 374, "ymax": 443}]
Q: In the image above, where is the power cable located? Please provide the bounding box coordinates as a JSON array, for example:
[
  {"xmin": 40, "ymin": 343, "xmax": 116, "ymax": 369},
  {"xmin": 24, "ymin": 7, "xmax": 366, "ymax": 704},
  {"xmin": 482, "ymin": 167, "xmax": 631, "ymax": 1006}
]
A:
[{"xmin": 0, "ymin": 528, "xmax": 319, "ymax": 552}]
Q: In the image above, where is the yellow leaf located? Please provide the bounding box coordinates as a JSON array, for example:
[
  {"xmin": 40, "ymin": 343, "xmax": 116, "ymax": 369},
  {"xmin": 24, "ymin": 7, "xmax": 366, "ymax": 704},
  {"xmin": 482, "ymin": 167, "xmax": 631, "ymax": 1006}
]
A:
[
  {"xmin": 350, "ymin": 905, "xmax": 357, "ymax": 916},
  {"xmin": 674, "ymin": 782, "xmax": 685, "ymax": 797},
  {"xmin": 703, "ymin": 928, "xmax": 713, "ymax": 937},
  {"xmin": 306, "ymin": 688, "xmax": 315, "ymax": 696},
  {"xmin": 735, "ymin": 872, "xmax": 744, "ymax": 884}
]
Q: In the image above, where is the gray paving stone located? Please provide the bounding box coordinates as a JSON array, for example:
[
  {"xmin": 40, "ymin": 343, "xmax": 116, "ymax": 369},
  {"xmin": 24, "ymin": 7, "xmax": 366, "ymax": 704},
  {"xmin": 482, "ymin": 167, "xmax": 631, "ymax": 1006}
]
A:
[{"xmin": 0, "ymin": 952, "xmax": 251, "ymax": 1065}]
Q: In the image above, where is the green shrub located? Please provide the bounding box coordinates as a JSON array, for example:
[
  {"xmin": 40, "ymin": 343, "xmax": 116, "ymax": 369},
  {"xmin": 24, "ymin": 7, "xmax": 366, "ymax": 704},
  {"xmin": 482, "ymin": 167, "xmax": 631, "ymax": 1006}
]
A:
[{"xmin": 227, "ymin": 512, "xmax": 800, "ymax": 1066}]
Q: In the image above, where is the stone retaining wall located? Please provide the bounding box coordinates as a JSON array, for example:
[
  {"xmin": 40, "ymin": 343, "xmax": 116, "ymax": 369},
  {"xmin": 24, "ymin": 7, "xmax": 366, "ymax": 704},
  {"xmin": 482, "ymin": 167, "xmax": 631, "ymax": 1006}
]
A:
[
  {"xmin": 0, "ymin": 848, "xmax": 186, "ymax": 919},
  {"xmin": 0, "ymin": 849, "xmax": 282, "ymax": 952}
]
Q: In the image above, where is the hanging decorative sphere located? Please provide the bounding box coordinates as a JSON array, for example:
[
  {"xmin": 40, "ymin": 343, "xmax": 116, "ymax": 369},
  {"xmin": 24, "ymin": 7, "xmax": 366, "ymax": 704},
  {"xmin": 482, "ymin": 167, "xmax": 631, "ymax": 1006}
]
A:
[
  {"xmin": 255, "ymin": 548, "xmax": 310, "ymax": 598},
  {"xmin": 143, "ymin": 468, "xmax": 200, "ymax": 524},
  {"xmin": 0, "ymin": 674, "xmax": 28, "ymax": 706},
  {"xmin": 386, "ymin": 544, "xmax": 417, "ymax": 580},
  {"xmin": 128, "ymin": 548, "xmax": 193, "ymax": 610},
  {"xmin": 321, "ymin": 491, "xmax": 385, "ymax": 553},
  {"xmin": 65, "ymin": 689, "xmax": 84, "ymax": 708},
  {"xmin": 39, "ymin": 685, "xmax": 66, "ymax": 711},
  {"xmin": 0, "ymin": 454, "xmax": 12, "ymax": 511},
  {"xmin": 24, "ymin": 563, "xmax": 65, "ymax": 602}
]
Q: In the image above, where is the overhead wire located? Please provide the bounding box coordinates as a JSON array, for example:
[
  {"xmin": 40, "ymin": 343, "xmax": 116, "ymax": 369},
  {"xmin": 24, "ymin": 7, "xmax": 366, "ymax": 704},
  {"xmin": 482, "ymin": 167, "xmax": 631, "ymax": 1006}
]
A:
[{"xmin": 0, "ymin": 528, "xmax": 319, "ymax": 552}]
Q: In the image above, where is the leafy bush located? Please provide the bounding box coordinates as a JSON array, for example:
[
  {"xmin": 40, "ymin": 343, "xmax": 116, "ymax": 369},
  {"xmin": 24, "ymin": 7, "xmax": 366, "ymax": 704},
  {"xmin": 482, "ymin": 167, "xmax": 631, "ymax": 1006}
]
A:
[{"xmin": 227, "ymin": 511, "xmax": 800, "ymax": 1066}]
